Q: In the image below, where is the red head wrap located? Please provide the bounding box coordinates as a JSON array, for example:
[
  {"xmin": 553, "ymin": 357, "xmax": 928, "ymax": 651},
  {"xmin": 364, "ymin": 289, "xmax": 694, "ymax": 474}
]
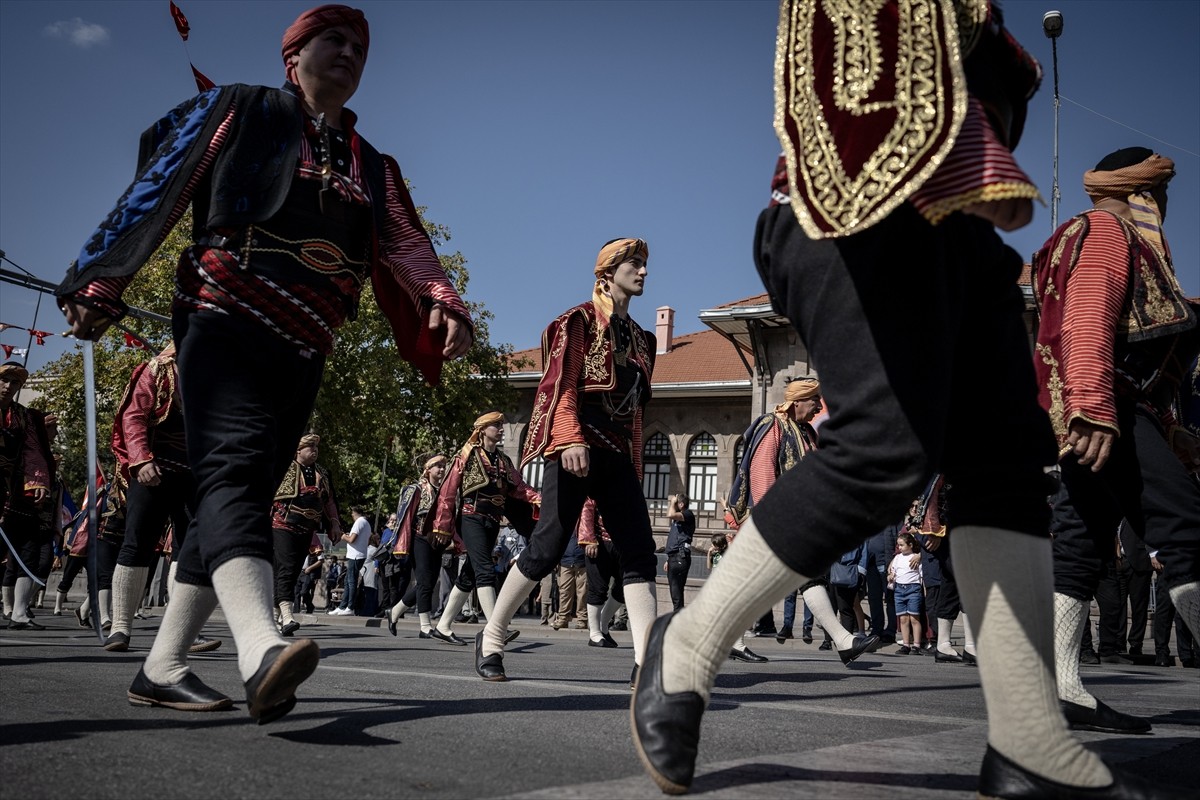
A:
[{"xmin": 282, "ymin": 4, "xmax": 369, "ymax": 81}]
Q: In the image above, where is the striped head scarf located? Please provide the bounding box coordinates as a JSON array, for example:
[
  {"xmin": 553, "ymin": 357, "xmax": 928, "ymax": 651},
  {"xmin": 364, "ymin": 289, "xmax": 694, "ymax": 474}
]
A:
[
  {"xmin": 461, "ymin": 411, "xmax": 505, "ymax": 457},
  {"xmin": 592, "ymin": 238, "xmax": 649, "ymax": 319},
  {"xmin": 1083, "ymin": 148, "xmax": 1175, "ymax": 257},
  {"xmin": 298, "ymin": 433, "xmax": 321, "ymax": 451},
  {"xmin": 775, "ymin": 378, "xmax": 820, "ymax": 414},
  {"xmin": 0, "ymin": 361, "xmax": 29, "ymax": 382}
]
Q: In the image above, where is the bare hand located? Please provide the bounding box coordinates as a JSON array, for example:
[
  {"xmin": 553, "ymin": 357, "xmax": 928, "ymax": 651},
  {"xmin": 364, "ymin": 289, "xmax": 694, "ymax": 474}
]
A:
[
  {"xmin": 429, "ymin": 305, "xmax": 473, "ymax": 359},
  {"xmin": 1066, "ymin": 420, "xmax": 1116, "ymax": 472},
  {"xmin": 135, "ymin": 461, "xmax": 162, "ymax": 487},
  {"xmin": 1151, "ymin": 556, "xmax": 1164, "ymax": 572},
  {"xmin": 584, "ymin": 543, "xmax": 599, "ymax": 559},
  {"xmin": 60, "ymin": 298, "xmax": 113, "ymax": 341},
  {"xmin": 908, "ymin": 554, "xmax": 920, "ymax": 570},
  {"xmin": 964, "ymin": 197, "xmax": 1033, "ymax": 232},
  {"xmin": 923, "ymin": 536, "xmax": 942, "ymax": 552},
  {"xmin": 29, "ymin": 487, "xmax": 48, "ymax": 505},
  {"xmin": 561, "ymin": 446, "xmax": 589, "ymax": 478}
]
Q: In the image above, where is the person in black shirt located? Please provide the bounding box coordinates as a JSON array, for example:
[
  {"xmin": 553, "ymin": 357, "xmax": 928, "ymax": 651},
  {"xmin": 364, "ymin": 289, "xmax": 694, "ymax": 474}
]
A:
[{"xmin": 664, "ymin": 494, "xmax": 695, "ymax": 611}]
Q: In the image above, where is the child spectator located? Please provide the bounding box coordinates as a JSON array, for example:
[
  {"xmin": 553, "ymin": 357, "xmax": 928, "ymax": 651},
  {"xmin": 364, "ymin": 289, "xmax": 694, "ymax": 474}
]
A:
[{"xmin": 888, "ymin": 532, "xmax": 925, "ymax": 655}]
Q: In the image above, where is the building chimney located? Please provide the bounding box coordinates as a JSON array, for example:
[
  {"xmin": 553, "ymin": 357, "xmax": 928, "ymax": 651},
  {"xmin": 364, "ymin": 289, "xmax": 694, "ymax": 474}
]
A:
[{"xmin": 656, "ymin": 306, "xmax": 675, "ymax": 354}]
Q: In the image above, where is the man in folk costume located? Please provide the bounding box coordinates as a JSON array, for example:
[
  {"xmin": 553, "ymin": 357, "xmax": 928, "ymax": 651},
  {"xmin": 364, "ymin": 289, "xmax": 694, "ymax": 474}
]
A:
[
  {"xmin": 631, "ymin": 2, "xmax": 1162, "ymax": 797},
  {"xmin": 384, "ymin": 454, "xmax": 450, "ymax": 638},
  {"xmin": 727, "ymin": 377, "xmax": 875, "ymax": 663},
  {"xmin": 1034, "ymin": 147, "xmax": 1200, "ymax": 737},
  {"xmin": 430, "ymin": 413, "xmax": 540, "ymax": 645},
  {"xmin": 56, "ymin": 4, "xmax": 473, "ymax": 723},
  {"xmin": 476, "ymin": 238, "xmax": 660, "ymax": 685},
  {"xmin": 906, "ymin": 475, "xmax": 976, "ymax": 664},
  {"xmin": 272, "ymin": 434, "xmax": 343, "ymax": 636},
  {"xmin": 0, "ymin": 361, "xmax": 54, "ymax": 630},
  {"xmin": 577, "ymin": 499, "xmax": 625, "ymax": 650}
]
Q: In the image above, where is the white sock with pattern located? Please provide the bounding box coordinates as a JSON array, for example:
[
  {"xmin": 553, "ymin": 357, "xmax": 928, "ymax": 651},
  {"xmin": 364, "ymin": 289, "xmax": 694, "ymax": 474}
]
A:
[
  {"xmin": 962, "ymin": 612, "xmax": 976, "ymax": 655},
  {"xmin": 1167, "ymin": 582, "xmax": 1200, "ymax": 642},
  {"xmin": 954, "ymin": 529, "xmax": 1109, "ymax": 788},
  {"xmin": 623, "ymin": 580, "xmax": 658, "ymax": 667},
  {"xmin": 142, "ymin": 576, "xmax": 216, "ymax": 684},
  {"xmin": 110, "ymin": 565, "xmax": 149, "ymax": 637},
  {"xmin": 211, "ymin": 558, "xmax": 288, "ymax": 682},
  {"xmin": 600, "ymin": 594, "xmax": 621, "ymax": 635},
  {"xmin": 802, "ymin": 585, "xmax": 854, "ymax": 650},
  {"xmin": 937, "ymin": 615, "xmax": 958, "ymax": 655},
  {"xmin": 481, "ymin": 569, "xmax": 535, "ymax": 656},
  {"xmin": 12, "ymin": 577, "xmax": 34, "ymax": 623},
  {"xmin": 1053, "ymin": 593, "xmax": 1096, "ymax": 708},
  {"xmin": 437, "ymin": 585, "xmax": 469, "ymax": 635}
]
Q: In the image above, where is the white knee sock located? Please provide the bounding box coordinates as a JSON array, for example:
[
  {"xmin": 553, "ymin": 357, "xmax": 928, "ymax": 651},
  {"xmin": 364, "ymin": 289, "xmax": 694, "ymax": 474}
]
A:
[
  {"xmin": 802, "ymin": 585, "xmax": 854, "ymax": 650},
  {"xmin": 954, "ymin": 528, "xmax": 1109, "ymax": 788},
  {"xmin": 962, "ymin": 612, "xmax": 976, "ymax": 655},
  {"xmin": 12, "ymin": 577, "xmax": 34, "ymax": 623},
  {"xmin": 79, "ymin": 593, "xmax": 92, "ymax": 619},
  {"xmin": 623, "ymin": 580, "xmax": 657, "ymax": 667},
  {"xmin": 2, "ymin": 584, "xmax": 13, "ymax": 616},
  {"xmin": 34, "ymin": 589, "xmax": 45, "ymax": 608},
  {"xmin": 476, "ymin": 585, "xmax": 497, "ymax": 622},
  {"xmin": 481, "ymin": 570, "xmax": 536, "ymax": 656},
  {"xmin": 1053, "ymin": 593, "xmax": 1095, "ymax": 708},
  {"xmin": 54, "ymin": 590, "xmax": 67, "ymax": 614},
  {"xmin": 211, "ymin": 557, "xmax": 288, "ymax": 682},
  {"xmin": 278, "ymin": 600, "xmax": 295, "ymax": 626},
  {"xmin": 937, "ymin": 615, "xmax": 958, "ymax": 655},
  {"xmin": 98, "ymin": 588, "xmax": 112, "ymax": 626},
  {"xmin": 389, "ymin": 598, "xmax": 410, "ymax": 624},
  {"xmin": 418, "ymin": 611, "xmax": 432, "ymax": 633},
  {"xmin": 110, "ymin": 565, "xmax": 149, "ymax": 637},
  {"xmin": 600, "ymin": 594, "xmax": 621, "ymax": 635},
  {"xmin": 437, "ymin": 585, "xmax": 470, "ymax": 635},
  {"xmin": 587, "ymin": 603, "xmax": 604, "ymax": 642},
  {"xmin": 1168, "ymin": 582, "xmax": 1200, "ymax": 642},
  {"xmin": 143, "ymin": 575, "xmax": 217, "ymax": 684},
  {"xmin": 662, "ymin": 517, "xmax": 802, "ymax": 699}
]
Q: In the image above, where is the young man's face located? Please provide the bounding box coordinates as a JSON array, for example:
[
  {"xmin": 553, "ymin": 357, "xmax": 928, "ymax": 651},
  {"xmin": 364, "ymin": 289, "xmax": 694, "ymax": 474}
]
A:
[
  {"xmin": 291, "ymin": 25, "xmax": 365, "ymax": 103},
  {"xmin": 608, "ymin": 256, "xmax": 647, "ymax": 299},
  {"xmin": 0, "ymin": 373, "xmax": 25, "ymax": 408},
  {"xmin": 481, "ymin": 423, "xmax": 504, "ymax": 449}
]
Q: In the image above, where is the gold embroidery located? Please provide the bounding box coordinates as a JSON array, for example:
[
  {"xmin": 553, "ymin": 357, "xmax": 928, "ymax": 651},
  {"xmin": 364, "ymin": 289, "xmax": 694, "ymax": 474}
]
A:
[
  {"xmin": 1137, "ymin": 255, "xmax": 1175, "ymax": 324},
  {"xmin": 461, "ymin": 448, "xmax": 489, "ymax": 496},
  {"xmin": 1036, "ymin": 343, "xmax": 1067, "ymax": 444},
  {"xmin": 527, "ymin": 391, "xmax": 550, "ymax": 445},
  {"xmin": 775, "ymin": 0, "xmax": 967, "ymax": 239},
  {"xmin": 583, "ymin": 319, "xmax": 609, "ymax": 384},
  {"xmin": 952, "ymin": 0, "xmax": 989, "ymax": 55}
]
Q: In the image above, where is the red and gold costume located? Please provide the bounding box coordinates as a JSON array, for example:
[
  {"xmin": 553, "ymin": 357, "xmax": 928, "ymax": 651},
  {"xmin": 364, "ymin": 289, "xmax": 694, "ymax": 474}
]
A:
[
  {"xmin": 1033, "ymin": 154, "xmax": 1196, "ymax": 455},
  {"xmin": 111, "ymin": 345, "xmax": 188, "ymax": 488},
  {"xmin": 433, "ymin": 421, "xmax": 540, "ymax": 541}
]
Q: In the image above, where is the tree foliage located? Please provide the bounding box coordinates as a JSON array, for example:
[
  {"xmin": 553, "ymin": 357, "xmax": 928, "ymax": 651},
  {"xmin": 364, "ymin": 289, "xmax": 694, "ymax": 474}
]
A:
[{"xmin": 32, "ymin": 206, "xmax": 518, "ymax": 525}]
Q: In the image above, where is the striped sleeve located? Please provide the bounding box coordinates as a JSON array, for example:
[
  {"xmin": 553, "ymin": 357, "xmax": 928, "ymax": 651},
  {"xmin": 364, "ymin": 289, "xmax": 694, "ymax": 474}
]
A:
[
  {"xmin": 910, "ymin": 97, "xmax": 1042, "ymax": 226},
  {"xmin": 545, "ymin": 313, "xmax": 588, "ymax": 457},
  {"xmin": 748, "ymin": 420, "xmax": 781, "ymax": 505},
  {"xmin": 1061, "ymin": 214, "xmax": 1127, "ymax": 435},
  {"xmin": 377, "ymin": 159, "xmax": 472, "ymax": 324}
]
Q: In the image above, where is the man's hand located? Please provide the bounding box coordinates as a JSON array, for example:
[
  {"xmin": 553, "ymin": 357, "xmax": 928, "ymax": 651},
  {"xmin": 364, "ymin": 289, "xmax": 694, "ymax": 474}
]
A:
[
  {"xmin": 908, "ymin": 554, "xmax": 920, "ymax": 570},
  {"xmin": 561, "ymin": 445, "xmax": 589, "ymax": 477},
  {"xmin": 134, "ymin": 461, "xmax": 162, "ymax": 487},
  {"xmin": 60, "ymin": 298, "xmax": 113, "ymax": 341},
  {"xmin": 923, "ymin": 536, "xmax": 942, "ymax": 552},
  {"xmin": 26, "ymin": 486, "xmax": 48, "ymax": 505},
  {"xmin": 429, "ymin": 305, "xmax": 473, "ymax": 359},
  {"xmin": 964, "ymin": 197, "xmax": 1033, "ymax": 232},
  {"xmin": 1067, "ymin": 420, "xmax": 1116, "ymax": 472},
  {"xmin": 1151, "ymin": 556, "xmax": 1164, "ymax": 573},
  {"xmin": 584, "ymin": 543, "xmax": 599, "ymax": 559}
]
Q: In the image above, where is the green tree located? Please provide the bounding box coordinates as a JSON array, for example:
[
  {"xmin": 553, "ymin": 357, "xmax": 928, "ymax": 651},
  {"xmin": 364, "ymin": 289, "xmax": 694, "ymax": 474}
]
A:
[{"xmin": 33, "ymin": 207, "xmax": 520, "ymax": 518}]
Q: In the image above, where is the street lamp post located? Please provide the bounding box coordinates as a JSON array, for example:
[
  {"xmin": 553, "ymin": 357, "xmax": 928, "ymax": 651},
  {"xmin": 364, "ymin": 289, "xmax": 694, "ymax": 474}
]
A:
[{"xmin": 1044, "ymin": 10, "xmax": 1064, "ymax": 230}]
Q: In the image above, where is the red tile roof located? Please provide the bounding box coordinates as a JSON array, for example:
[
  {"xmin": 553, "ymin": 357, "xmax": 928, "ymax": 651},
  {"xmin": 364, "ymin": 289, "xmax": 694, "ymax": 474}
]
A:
[
  {"xmin": 506, "ymin": 328, "xmax": 751, "ymax": 385},
  {"xmin": 711, "ymin": 293, "xmax": 771, "ymax": 309}
]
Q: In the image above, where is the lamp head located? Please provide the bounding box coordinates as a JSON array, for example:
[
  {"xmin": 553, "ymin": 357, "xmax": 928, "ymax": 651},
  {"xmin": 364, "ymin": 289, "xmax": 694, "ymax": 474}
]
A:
[{"xmin": 1043, "ymin": 10, "xmax": 1064, "ymax": 39}]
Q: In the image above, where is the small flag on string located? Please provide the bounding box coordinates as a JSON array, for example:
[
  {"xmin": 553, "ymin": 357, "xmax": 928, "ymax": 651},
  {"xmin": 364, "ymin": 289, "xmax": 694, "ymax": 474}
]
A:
[
  {"xmin": 28, "ymin": 329, "xmax": 52, "ymax": 345},
  {"xmin": 169, "ymin": 1, "xmax": 190, "ymax": 40},
  {"xmin": 168, "ymin": 2, "xmax": 215, "ymax": 93},
  {"xmin": 1, "ymin": 344, "xmax": 13, "ymax": 359},
  {"xmin": 123, "ymin": 331, "xmax": 151, "ymax": 351},
  {"xmin": 191, "ymin": 64, "xmax": 215, "ymax": 92}
]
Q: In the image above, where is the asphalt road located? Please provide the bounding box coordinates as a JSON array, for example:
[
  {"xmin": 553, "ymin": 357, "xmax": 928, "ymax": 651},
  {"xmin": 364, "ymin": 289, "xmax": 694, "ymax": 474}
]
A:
[{"xmin": 2, "ymin": 608, "xmax": 1197, "ymax": 799}]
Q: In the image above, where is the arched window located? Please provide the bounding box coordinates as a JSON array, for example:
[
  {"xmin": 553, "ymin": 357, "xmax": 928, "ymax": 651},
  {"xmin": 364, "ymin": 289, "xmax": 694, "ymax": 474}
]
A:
[
  {"xmin": 522, "ymin": 456, "xmax": 546, "ymax": 491},
  {"xmin": 733, "ymin": 437, "xmax": 745, "ymax": 468},
  {"xmin": 642, "ymin": 432, "xmax": 671, "ymax": 511},
  {"xmin": 687, "ymin": 433, "xmax": 719, "ymax": 514}
]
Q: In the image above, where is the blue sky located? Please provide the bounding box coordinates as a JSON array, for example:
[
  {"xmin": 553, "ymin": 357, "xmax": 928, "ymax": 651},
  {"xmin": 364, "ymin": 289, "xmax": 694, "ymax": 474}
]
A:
[{"xmin": 2, "ymin": 0, "xmax": 1197, "ymax": 375}]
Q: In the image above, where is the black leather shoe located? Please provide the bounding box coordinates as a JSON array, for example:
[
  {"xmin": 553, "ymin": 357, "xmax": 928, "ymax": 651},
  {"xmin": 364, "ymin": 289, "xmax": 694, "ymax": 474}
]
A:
[
  {"xmin": 590, "ymin": 635, "xmax": 618, "ymax": 648},
  {"xmin": 387, "ymin": 617, "xmax": 397, "ymax": 637},
  {"xmin": 602, "ymin": 632, "xmax": 619, "ymax": 648},
  {"xmin": 475, "ymin": 631, "xmax": 507, "ymax": 681},
  {"xmin": 244, "ymin": 639, "xmax": 319, "ymax": 724},
  {"xmin": 839, "ymin": 634, "xmax": 880, "ymax": 665},
  {"xmin": 631, "ymin": 614, "xmax": 706, "ymax": 794},
  {"xmin": 818, "ymin": 640, "xmax": 832, "ymax": 651},
  {"xmin": 801, "ymin": 629, "xmax": 813, "ymax": 644},
  {"xmin": 280, "ymin": 621, "xmax": 301, "ymax": 637},
  {"xmin": 74, "ymin": 606, "xmax": 90, "ymax": 628},
  {"xmin": 589, "ymin": 638, "xmax": 607, "ymax": 648},
  {"xmin": 775, "ymin": 627, "xmax": 793, "ymax": 644},
  {"xmin": 963, "ymin": 650, "xmax": 978, "ymax": 666},
  {"xmin": 934, "ymin": 649, "xmax": 963, "ymax": 664},
  {"xmin": 729, "ymin": 647, "xmax": 768, "ymax": 663},
  {"xmin": 977, "ymin": 744, "xmax": 1174, "ymax": 799},
  {"xmin": 630, "ymin": 663, "xmax": 639, "ymax": 690},
  {"xmin": 188, "ymin": 636, "xmax": 222, "ymax": 654},
  {"xmin": 429, "ymin": 628, "xmax": 467, "ymax": 646},
  {"xmin": 1061, "ymin": 699, "xmax": 1152, "ymax": 734},
  {"xmin": 128, "ymin": 668, "xmax": 233, "ymax": 711},
  {"xmin": 505, "ymin": 629, "xmax": 521, "ymax": 644},
  {"xmin": 1079, "ymin": 648, "xmax": 1101, "ymax": 665},
  {"xmin": 418, "ymin": 630, "xmax": 432, "ymax": 639},
  {"xmin": 7, "ymin": 619, "xmax": 46, "ymax": 631},
  {"xmin": 1153, "ymin": 653, "xmax": 1174, "ymax": 667},
  {"xmin": 1099, "ymin": 653, "xmax": 1134, "ymax": 665},
  {"xmin": 104, "ymin": 631, "xmax": 130, "ymax": 651}
]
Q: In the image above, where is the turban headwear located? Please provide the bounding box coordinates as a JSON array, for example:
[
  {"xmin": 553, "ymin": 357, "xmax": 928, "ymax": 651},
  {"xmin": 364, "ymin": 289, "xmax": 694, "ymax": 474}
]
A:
[
  {"xmin": 1083, "ymin": 149, "xmax": 1175, "ymax": 256},
  {"xmin": 0, "ymin": 361, "xmax": 29, "ymax": 382},
  {"xmin": 775, "ymin": 378, "xmax": 820, "ymax": 414},
  {"xmin": 592, "ymin": 238, "xmax": 649, "ymax": 319},
  {"xmin": 461, "ymin": 412, "xmax": 505, "ymax": 457},
  {"xmin": 298, "ymin": 433, "xmax": 321, "ymax": 450},
  {"xmin": 423, "ymin": 454, "xmax": 447, "ymax": 472},
  {"xmin": 282, "ymin": 5, "xmax": 369, "ymax": 82}
]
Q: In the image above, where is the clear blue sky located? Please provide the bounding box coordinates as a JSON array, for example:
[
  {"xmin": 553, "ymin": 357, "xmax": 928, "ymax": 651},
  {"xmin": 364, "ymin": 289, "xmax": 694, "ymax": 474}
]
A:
[{"xmin": 2, "ymin": 1, "xmax": 1197, "ymax": 376}]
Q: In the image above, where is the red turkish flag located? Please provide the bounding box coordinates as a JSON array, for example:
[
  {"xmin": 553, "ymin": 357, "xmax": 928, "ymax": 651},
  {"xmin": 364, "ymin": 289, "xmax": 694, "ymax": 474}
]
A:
[
  {"xmin": 123, "ymin": 332, "xmax": 150, "ymax": 351},
  {"xmin": 191, "ymin": 64, "xmax": 215, "ymax": 92},
  {"xmin": 170, "ymin": 1, "xmax": 190, "ymax": 41}
]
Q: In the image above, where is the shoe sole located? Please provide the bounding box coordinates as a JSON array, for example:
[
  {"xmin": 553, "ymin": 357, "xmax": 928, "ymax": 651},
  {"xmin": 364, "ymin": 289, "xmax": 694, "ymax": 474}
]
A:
[
  {"xmin": 188, "ymin": 640, "xmax": 222, "ymax": 654},
  {"xmin": 248, "ymin": 639, "xmax": 320, "ymax": 723},
  {"xmin": 104, "ymin": 641, "xmax": 129, "ymax": 652},
  {"xmin": 1067, "ymin": 721, "xmax": 1152, "ymax": 735},
  {"xmin": 127, "ymin": 690, "xmax": 233, "ymax": 712}
]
